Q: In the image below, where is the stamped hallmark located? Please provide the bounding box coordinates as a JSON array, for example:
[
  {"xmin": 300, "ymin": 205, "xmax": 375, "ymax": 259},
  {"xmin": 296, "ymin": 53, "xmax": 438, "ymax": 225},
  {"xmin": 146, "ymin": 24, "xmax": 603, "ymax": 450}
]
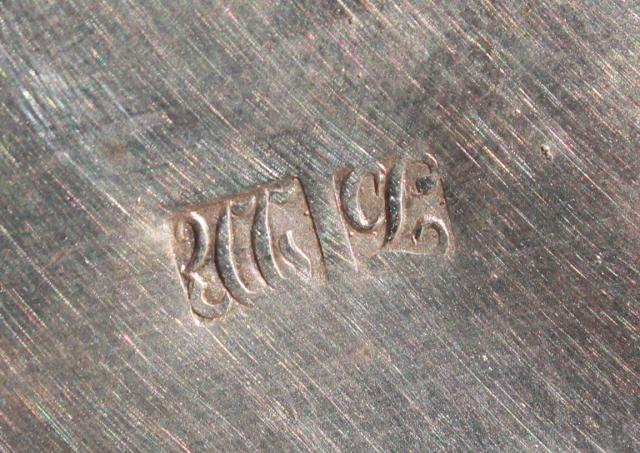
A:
[
  {"xmin": 335, "ymin": 154, "xmax": 453, "ymax": 264},
  {"xmin": 173, "ymin": 177, "xmax": 324, "ymax": 321},
  {"xmin": 172, "ymin": 153, "xmax": 454, "ymax": 322}
]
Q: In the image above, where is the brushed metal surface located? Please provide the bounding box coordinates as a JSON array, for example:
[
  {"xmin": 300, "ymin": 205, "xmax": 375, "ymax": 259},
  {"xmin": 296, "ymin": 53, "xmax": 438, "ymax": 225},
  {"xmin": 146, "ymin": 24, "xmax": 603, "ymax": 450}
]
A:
[{"xmin": 1, "ymin": 1, "xmax": 639, "ymax": 451}]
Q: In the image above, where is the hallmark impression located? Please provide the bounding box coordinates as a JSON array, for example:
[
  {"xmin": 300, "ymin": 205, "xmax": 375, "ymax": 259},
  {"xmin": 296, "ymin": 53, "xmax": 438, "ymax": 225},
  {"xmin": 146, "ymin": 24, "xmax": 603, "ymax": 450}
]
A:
[{"xmin": 173, "ymin": 154, "xmax": 454, "ymax": 322}]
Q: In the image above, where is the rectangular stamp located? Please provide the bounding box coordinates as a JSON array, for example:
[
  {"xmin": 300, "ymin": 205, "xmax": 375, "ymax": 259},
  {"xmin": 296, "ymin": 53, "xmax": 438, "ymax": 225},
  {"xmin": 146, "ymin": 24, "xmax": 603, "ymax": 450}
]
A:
[
  {"xmin": 172, "ymin": 177, "xmax": 325, "ymax": 322},
  {"xmin": 334, "ymin": 154, "xmax": 454, "ymax": 264}
]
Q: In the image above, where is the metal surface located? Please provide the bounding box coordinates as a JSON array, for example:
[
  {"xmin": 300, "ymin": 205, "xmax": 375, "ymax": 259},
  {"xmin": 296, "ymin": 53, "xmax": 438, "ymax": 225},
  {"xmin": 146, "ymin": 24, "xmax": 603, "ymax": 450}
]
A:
[{"xmin": 0, "ymin": 1, "xmax": 638, "ymax": 451}]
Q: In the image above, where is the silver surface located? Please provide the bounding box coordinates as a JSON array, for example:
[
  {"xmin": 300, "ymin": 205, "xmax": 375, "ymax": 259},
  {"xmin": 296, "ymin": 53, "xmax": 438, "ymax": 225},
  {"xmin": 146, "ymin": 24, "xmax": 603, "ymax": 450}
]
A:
[{"xmin": 1, "ymin": 1, "xmax": 639, "ymax": 451}]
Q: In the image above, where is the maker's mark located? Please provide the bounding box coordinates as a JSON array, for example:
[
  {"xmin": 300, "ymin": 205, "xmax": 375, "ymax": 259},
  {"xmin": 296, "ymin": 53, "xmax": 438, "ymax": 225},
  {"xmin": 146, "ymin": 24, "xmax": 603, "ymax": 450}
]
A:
[
  {"xmin": 173, "ymin": 177, "xmax": 324, "ymax": 322},
  {"xmin": 172, "ymin": 154, "xmax": 454, "ymax": 323},
  {"xmin": 334, "ymin": 154, "xmax": 454, "ymax": 264}
]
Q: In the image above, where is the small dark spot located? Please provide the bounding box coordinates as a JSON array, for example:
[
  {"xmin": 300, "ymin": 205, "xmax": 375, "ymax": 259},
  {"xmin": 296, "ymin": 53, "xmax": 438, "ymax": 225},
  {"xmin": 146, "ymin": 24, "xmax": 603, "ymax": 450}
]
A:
[
  {"xmin": 414, "ymin": 221, "xmax": 443, "ymax": 246},
  {"xmin": 100, "ymin": 141, "xmax": 127, "ymax": 160},
  {"xmin": 413, "ymin": 223, "xmax": 439, "ymax": 244},
  {"xmin": 413, "ymin": 224, "xmax": 423, "ymax": 242},
  {"xmin": 541, "ymin": 144, "xmax": 554, "ymax": 161},
  {"xmin": 415, "ymin": 175, "xmax": 435, "ymax": 194}
]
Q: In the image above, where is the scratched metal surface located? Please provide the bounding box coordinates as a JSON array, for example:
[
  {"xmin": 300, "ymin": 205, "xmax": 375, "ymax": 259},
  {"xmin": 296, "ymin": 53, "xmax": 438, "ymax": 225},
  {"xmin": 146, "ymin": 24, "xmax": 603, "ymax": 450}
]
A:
[{"xmin": 1, "ymin": 0, "xmax": 639, "ymax": 451}]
